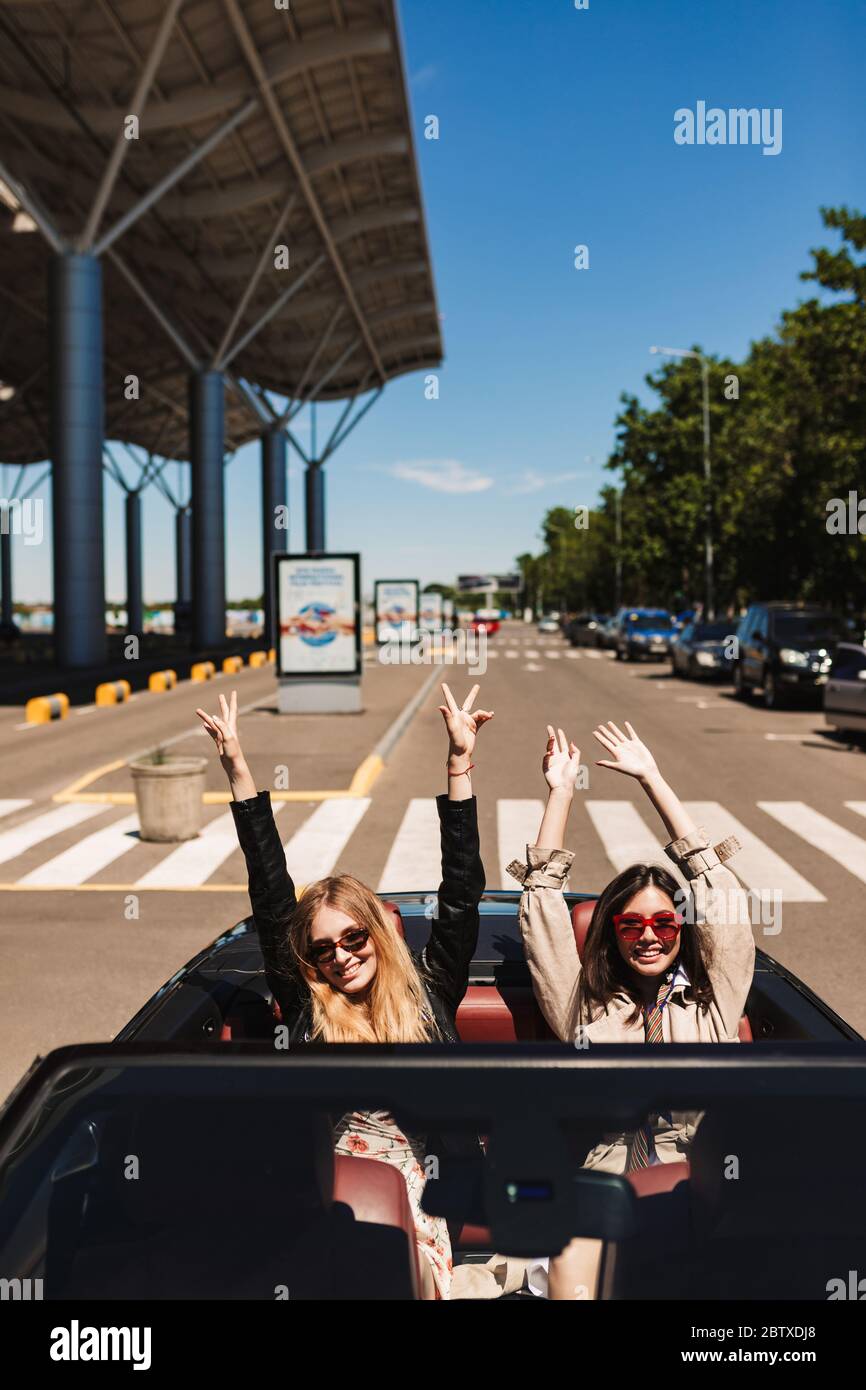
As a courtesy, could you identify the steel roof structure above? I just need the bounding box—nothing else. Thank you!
[0,0,443,465]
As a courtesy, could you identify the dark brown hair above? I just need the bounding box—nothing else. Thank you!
[577,863,715,1025]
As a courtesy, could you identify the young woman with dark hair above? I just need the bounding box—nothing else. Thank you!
[508,719,755,1298]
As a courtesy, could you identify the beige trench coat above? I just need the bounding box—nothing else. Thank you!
[508,826,756,1172]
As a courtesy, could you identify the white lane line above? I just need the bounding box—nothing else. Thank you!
[75,706,98,717]
[14,722,39,732]
[283,799,371,882]
[497,799,545,889]
[0,800,32,820]
[585,801,687,889]
[525,650,541,659]
[378,799,442,893]
[0,803,106,867]
[544,651,561,660]
[524,664,543,672]
[135,805,282,888]
[764,733,810,741]
[584,650,602,660]
[505,650,519,659]
[20,813,141,886]
[758,802,866,888]
[684,802,825,903]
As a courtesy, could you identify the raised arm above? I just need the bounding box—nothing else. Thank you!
[196,693,301,1012]
[593,720,697,843]
[423,684,493,1013]
[510,726,584,1041]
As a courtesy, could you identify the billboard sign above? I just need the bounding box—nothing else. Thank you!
[420,590,444,632]
[275,553,361,677]
[374,579,419,643]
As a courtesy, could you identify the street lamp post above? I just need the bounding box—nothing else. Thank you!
[650,345,714,619]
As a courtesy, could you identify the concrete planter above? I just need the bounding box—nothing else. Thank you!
[129,755,208,843]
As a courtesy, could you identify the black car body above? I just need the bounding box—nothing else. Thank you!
[565,613,607,647]
[0,890,862,1302]
[733,602,843,708]
[670,619,737,680]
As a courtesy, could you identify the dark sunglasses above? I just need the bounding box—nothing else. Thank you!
[309,926,371,967]
[613,911,683,944]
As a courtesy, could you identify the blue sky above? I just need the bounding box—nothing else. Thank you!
[6,0,866,603]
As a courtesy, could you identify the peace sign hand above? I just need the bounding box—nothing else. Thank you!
[438,682,494,758]
[542,725,582,791]
[196,689,243,770]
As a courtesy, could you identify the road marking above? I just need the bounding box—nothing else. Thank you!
[13,722,39,732]
[0,803,106,867]
[524,664,543,672]
[377,798,442,892]
[74,706,98,717]
[283,798,371,882]
[134,806,280,888]
[525,650,541,659]
[764,733,811,741]
[583,650,602,660]
[758,802,866,887]
[565,651,581,659]
[585,801,687,889]
[505,650,519,659]
[544,651,561,660]
[0,800,32,820]
[19,813,141,886]
[497,799,545,888]
[684,802,825,903]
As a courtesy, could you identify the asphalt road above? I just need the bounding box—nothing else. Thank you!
[2,620,866,1101]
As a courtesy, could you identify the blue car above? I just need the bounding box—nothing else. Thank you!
[616,608,675,661]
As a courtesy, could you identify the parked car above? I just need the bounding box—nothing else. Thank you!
[616,609,675,661]
[824,642,866,736]
[0,892,861,1302]
[537,615,560,635]
[565,613,607,647]
[733,602,844,709]
[597,614,622,649]
[670,619,737,680]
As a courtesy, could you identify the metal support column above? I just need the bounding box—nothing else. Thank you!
[0,509,12,627]
[125,490,143,637]
[305,461,325,553]
[189,371,226,649]
[49,253,107,668]
[174,505,192,635]
[261,427,287,645]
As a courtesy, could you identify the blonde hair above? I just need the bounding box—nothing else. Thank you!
[286,875,435,1043]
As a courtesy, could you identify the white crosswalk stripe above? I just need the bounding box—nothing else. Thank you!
[583,649,602,660]
[377,798,442,892]
[544,651,560,659]
[759,802,866,887]
[684,802,825,903]
[0,800,32,820]
[497,799,545,887]
[0,803,105,868]
[20,813,141,886]
[283,799,371,882]
[565,650,581,659]
[136,806,282,888]
[585,801,688,890]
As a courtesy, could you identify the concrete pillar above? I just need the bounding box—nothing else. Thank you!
[261,426,287,645]
[189,371,225,649]
[305,460,325,553]
[125,491,143,637]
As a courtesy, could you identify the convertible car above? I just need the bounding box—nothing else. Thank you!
[1,889,864,1301]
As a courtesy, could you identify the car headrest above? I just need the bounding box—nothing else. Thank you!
[380,901,405,939]
[570,900,598,962]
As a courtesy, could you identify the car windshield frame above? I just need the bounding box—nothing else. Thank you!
[772,612,843,644]
[627,614,673,631]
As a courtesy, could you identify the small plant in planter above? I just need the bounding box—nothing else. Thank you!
[129,745,208,843]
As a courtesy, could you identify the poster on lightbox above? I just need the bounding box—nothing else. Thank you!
[374,579,419,643]
[275,553,361,677]
[420,590,444,632]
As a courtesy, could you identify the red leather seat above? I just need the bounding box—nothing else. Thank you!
[456,984,554,1042]
[570,902,753,1042]
[332,1154,422,1297]
[626,1160,690,1196]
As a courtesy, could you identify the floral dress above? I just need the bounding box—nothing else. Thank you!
[334,1110,452,1299]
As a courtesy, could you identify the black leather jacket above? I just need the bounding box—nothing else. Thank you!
[230,790,486,1044]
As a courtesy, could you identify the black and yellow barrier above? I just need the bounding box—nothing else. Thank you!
[248,650,268,668]
[95,679,131,706]
[222,655,243,674]
[148,668,177,693]
[25,692,69,724]
[190,661,216,682]
[268,647,276,663]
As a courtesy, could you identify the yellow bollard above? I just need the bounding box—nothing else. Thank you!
[222,655,243,674]
[190,661,215,682]
[248,650,267,668]
[95,679,131,706]
[268,647,276,663]
[25,692,70,724]
[148,669,177,692]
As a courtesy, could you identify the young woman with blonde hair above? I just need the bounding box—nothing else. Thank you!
[196,682,493,1299]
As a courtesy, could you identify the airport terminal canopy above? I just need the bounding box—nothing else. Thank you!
[0,0,443,464]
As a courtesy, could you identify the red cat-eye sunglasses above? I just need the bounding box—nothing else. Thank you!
[612,911,683,944]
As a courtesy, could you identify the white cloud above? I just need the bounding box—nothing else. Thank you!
[390,459,494,494]
[507,469,583,495]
